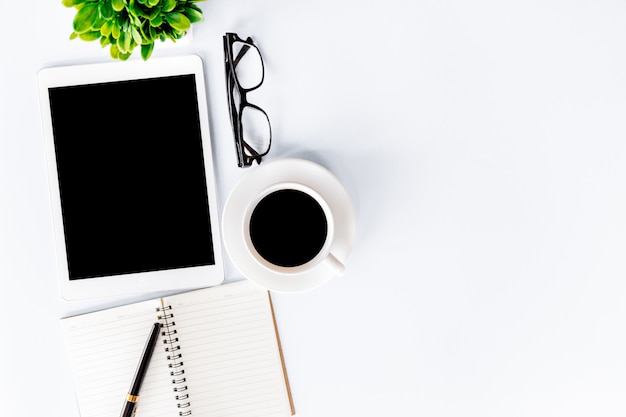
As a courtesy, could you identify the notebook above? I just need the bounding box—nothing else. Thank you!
[60,280,295,417]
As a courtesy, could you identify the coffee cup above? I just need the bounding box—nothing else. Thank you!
[222,158,355,292]
[242,182,345,276]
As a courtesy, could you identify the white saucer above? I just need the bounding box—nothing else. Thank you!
[222,158,356,292]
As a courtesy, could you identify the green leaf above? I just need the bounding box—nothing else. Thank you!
[139,21,151,40]
[131,26,142,45]
[124,31,133,52]
[149,14,163,27]
[147,0,160,6]
[164,12,190,31]
[69,31,79,40]
[130,13,142,26]
[162,0,176,12]
[127,0,138,16]
[63,0,89,7]
[111,0,126,12]
[112,22,121,39]
[92,15,106,30]
[116,35,125,53]
[118,51,132,61]
[100,36,111,47]
[131,4,150,18]
[101,20,113,36]
[147,6,161,19]
[73,3,99,34]
[116,30,131,53]
[120,15,130,31]
[99,0,114,19]
[79,31,101,41]
[110,44,120,59]
[185,3,202,13]
[182,7,203,23]
[141,42,154,60]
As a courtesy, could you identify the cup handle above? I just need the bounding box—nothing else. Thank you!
[324,253,345,276]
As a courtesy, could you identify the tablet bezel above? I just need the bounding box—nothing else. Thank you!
[38,55,224,300]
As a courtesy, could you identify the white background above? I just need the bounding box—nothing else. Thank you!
[2,1,626,416]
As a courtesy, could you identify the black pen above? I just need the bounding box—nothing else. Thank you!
[120,322,161,417]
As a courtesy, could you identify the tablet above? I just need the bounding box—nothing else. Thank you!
[38,55,224,300]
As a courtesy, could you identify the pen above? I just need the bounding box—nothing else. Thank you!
[120,322,161,417]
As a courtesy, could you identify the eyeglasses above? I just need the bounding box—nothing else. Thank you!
[223,32,272,168]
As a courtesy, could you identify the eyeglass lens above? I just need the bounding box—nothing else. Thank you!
[240,105,271,158]
[231,40,263,90]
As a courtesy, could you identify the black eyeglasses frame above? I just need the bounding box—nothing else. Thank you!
[223,32,272,168]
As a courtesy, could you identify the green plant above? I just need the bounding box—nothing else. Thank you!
[63,0,205,61]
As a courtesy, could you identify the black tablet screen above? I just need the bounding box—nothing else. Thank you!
[48,75,215,280]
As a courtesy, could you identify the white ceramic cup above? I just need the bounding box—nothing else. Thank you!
[242,182,345,276]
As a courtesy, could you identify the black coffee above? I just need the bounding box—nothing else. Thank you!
[249,189,328,267]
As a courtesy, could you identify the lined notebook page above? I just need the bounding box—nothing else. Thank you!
[165,281,293,417]
[60,299,178,417]
[60,280,293,417]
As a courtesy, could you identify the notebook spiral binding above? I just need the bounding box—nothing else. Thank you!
[157,305,192,416]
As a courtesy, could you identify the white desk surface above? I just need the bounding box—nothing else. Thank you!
[2,1,626,416]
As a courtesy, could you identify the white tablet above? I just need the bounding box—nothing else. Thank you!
[38,55,224,300]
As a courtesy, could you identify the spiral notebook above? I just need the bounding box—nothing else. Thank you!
[60,280,295,417]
